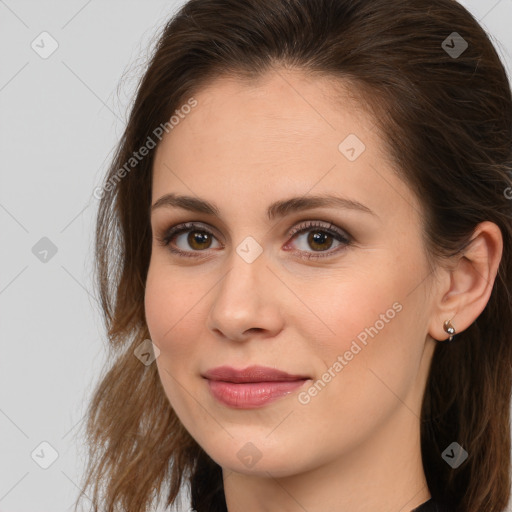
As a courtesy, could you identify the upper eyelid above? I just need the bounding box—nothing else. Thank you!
[156,221,353,262]
[161,219,351,245]
[288,220,348,237]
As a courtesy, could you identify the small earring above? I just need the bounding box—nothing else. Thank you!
[443,320,456,342]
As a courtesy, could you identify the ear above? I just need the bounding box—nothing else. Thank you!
[429,221,503,342]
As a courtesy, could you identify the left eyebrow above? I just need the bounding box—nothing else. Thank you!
[266,194,377,220]
[151,193,378,220]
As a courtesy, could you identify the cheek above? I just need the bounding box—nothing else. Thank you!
[301,264,422,397]
[303,267,428,416]
[144,264,204,416]
[144,262,202,362]
[144,265,171,345]
[296,268,401,356]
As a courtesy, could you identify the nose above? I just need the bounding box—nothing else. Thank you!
[206,247,285,342]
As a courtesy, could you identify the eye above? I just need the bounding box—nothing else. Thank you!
[155,220,352,260]
[284,220,352,260]
[155,222,221,258]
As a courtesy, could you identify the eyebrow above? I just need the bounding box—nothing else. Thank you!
[151,193,377,220]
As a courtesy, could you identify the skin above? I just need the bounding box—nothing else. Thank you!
[144,68,503,512]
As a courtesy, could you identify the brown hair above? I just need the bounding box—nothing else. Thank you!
[74,1,512,511]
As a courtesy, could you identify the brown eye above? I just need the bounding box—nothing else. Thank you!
[157,220,352,261]
[284,220,352,260]
[306,231,335,251]
[157,222,221,258]
[187,230,213,250]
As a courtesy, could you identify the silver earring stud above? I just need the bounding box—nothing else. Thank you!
[443,320,456,342]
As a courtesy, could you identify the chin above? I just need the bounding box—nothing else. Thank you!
[198,435,315,478]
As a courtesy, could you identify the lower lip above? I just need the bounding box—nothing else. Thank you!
[206,379,308,408]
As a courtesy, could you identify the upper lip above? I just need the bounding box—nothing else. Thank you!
[202,365,310,383]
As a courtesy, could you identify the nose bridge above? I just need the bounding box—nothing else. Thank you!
[221,231,269,294]
[216,245,267,313]
[207,243,283,339]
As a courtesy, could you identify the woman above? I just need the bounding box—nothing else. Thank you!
[76,1,512,511]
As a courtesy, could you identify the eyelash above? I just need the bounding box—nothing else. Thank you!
[155,220,352,261]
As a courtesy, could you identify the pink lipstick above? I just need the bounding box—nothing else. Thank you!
[202,365,310,408]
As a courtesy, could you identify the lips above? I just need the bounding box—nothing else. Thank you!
[203,365,309,383]
[202,365,310,408]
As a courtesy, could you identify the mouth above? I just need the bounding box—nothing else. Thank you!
[202,365,311,409]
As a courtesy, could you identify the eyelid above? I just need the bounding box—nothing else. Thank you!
[155,221,222,245]
[157,216,351,237]
[156,218,354,262]
[287,220,350,241]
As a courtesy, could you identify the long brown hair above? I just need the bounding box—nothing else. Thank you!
[74,1,512,511]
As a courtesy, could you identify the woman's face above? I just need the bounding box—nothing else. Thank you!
[145,69,439,477]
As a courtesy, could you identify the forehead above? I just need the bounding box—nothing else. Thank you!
[171,69,375,142]
[150,69,419,227]
[154,70,381,177]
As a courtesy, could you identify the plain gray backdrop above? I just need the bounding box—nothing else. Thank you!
[1,1,512,511]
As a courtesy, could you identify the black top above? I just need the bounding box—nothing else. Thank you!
[412,498,452,512]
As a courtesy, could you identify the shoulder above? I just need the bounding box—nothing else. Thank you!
[412,498,454,512]
[434,502,454,512]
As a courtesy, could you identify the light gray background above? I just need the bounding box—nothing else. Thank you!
[1,1,511,511]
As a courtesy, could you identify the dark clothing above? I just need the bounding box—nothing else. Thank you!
[412,498,452,512]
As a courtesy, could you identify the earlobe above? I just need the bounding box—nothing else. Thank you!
[428,221,503,343]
